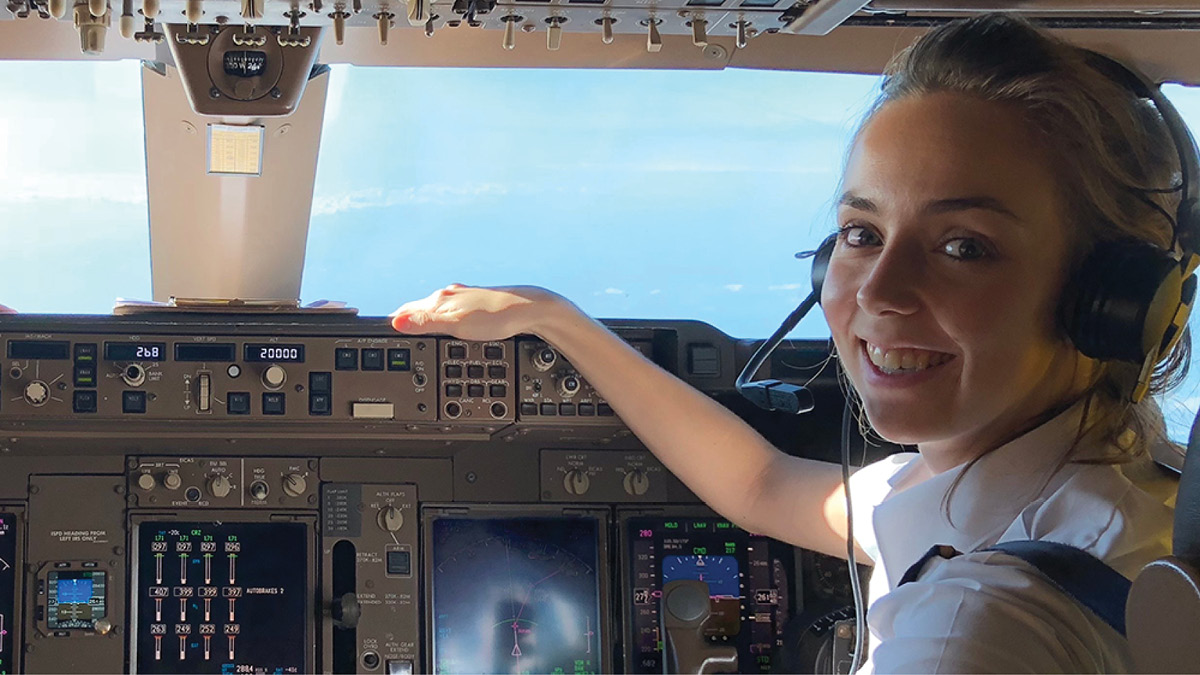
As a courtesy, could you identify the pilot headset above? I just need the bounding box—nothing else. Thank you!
[796,51,1200,406]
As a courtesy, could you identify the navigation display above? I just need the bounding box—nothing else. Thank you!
[428,513,606,675]
[622,514,794,674]
[0,514,15,675]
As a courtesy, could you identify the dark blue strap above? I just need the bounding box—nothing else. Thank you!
[898,540,1131,637]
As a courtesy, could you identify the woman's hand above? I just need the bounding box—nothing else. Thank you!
[0,304,16,314]
[389,284,569,341]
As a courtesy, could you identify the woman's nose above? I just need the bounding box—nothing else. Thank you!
[855,245,923,317]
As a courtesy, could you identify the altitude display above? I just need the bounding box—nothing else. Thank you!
[0,514,15,675]
[430,515,604,675]
[243,344,305,363]
[47,571,106,629]
[132,521,309,674]
[623,515,793,674]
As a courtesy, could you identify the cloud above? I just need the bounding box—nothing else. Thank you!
[311,183,509,216]
[724,284,744,292]
[603,288,625,295]
[0,173,147,206]
[650,289,661,295]
[769,283,805,291]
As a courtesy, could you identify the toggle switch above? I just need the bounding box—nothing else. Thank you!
[140,0,156,17]
[331,9,348,43]
[376,10,394,44]
[501,13,519,50]
[406,0,427,26]
[119,0,134,38]
[644,17,661,53]
[49,0,66,18]
[73,1,110,54]
[597,15,614,44]
[239,0,261,20]
[734,18,749,49]
[545,15,564,51]
[184,0,201,22]
[87,0,104,18]
[690,16,707,46]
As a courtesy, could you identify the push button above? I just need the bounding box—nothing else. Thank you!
[445,384,463,397]
[335,348,358,370]
[487,365,506,379]
[559,402,576,416]
[598,403,615,416]
[489,384,507,398]
[122,390,146,414]
[448,344,467,359]
[386,550,411,575]
[467,365,484,379]
[73,390,97,413]
[263,392,286,415]
[362,349,385,371]
[445,364,463,379]
[520,402,538,416]
[387,348,411,371]
[484,345,503,360]
[74,363,96,387]
[73,343,97,361]
[309,371,332,393]
[578,403,596,416]
[467,384,484,398]
[540,402,557,416]
[309,392,331,416]
[227,392,251,415]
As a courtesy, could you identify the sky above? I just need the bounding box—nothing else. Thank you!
[0,59,1198,441]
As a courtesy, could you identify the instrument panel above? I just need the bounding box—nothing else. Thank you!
[0,313,861,674]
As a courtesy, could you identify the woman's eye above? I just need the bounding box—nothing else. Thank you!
[839,225,881,247]
[941,238,989,260]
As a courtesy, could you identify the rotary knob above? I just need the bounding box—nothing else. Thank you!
[163,471,182,490]
[136,473,156,491]
[376,506,404,532]
[563,469,590,496]
[208,474,232,498]
[283,473,307,497]
[23,380,49,406]
[623,469,650,496]
[558,374,582,398]
[262,365,287,389]
[532,346,558,372]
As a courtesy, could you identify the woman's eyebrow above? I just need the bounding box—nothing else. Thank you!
[838,192,1021,222]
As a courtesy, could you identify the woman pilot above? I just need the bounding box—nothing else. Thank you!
[391,15,1187,672]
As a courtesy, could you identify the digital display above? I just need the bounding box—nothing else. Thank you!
[47,571,106,630]
[104,342,167,362]
[133,521,309,674]
[430,514,604,674]
[6,340,69,360]
[623,515,793,674]
[243,344,305,363]
[174,343,237,362]
[0,513,16,674]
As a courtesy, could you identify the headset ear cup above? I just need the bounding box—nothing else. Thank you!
[811,234,838,302]
[1062,240,1183,363]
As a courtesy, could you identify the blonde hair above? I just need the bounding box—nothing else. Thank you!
[850,14,1191,468]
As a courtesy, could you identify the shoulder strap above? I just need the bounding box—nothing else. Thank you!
[898,540,1131,636]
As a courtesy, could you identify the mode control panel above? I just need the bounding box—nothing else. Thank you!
[128,458,318,509]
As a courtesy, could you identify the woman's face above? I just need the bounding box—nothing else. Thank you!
[822,92,1095,465]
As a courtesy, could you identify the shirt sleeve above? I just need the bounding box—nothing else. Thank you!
[866,550,1129,674]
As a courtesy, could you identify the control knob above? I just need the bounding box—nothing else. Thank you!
[532,346,558,372]
[624,468,650,496]
[136,473,156,491]
[262,365,287,389]
[208,474,232,498]
[558,374,581,398]
[163,471,182,490]
[122,363,146,387]
[376,505,404,532]
[23,380,49,406]
[283,473,307,497]
[563,469,590,496]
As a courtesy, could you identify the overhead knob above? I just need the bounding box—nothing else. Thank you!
[184,0,201,22]
[597,16,613,44]
[262,365,287,389]
[73,2,110,54]
[331,9,347,43]
[545,16,564,51]
[406,0,427,26]
[691,17,707,47]
[140,0,156,17]
[735,19,748,49]
[501,14,518,50]
[239,0,262,20]
[645,18,662,53]
[163,471,182,490]
[283,473,307,497]
[23,380,49,406]
[376,505,404,532]
[87,0,104,17]
[375,10,393,44]
[207,474,232,498]
[563,469,590,496]
[624,469,650,496]
[119,0,135,38]
[49,0,66,18]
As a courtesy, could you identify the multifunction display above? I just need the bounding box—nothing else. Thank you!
[0,514,15,675]
[429,514,605,675]
[132,521,309,674]
[623,515,793,673]
[47,570,107,629]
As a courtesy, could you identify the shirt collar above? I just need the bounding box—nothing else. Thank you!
[872,403,1088,589]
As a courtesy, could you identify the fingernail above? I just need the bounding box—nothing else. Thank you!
[391,314,410,331]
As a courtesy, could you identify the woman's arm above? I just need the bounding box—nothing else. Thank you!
[391,284,868,561]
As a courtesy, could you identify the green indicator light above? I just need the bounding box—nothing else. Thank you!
[692,522,708,529]
[664,521,679,529]
[716,522,732,529]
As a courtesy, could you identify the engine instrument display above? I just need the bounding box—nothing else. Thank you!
[0,514,15,674]
[131,520,310,674]
[428,512,606,675]
[623,514,794,674]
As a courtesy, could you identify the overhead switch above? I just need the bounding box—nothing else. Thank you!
[73,1,110,54]
[49,0,66,18]
[546,16,564,51]
[184,0,201,22]
[691,17,707,46]
[598,16,613,44]
[376,10,394,44]
[140,0,156,16]
[646,18,661,53]
[406,0,428,26]
[331,9,348,43]
[119,0,134,38]
[502,14,518,50]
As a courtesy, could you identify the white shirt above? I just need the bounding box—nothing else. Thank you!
[848,406,1175,674]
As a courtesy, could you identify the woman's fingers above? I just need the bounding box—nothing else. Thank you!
[0,303,16,314]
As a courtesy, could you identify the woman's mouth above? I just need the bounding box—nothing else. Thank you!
[862,341,954,375]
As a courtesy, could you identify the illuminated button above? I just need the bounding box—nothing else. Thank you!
[578,403,595,416]
[309,393,331,416]
[483,345,503,360]
[335,348,358,370]
[445,365,463,379]
[73,390,97,413]
[598,403,614,416]
[122,390,147,414]
[559,402,576,416]
[387,348,411,371]
[540,402,557,416]
[520,402,537,416]
[385,551,411,576]
[74,364,96,386]
[385,660,414,675]
[309,371,332,393]
[362,349,385,371]
[467,365,484,379]
[352,402,395,419]
[447,344,467,359]
[467,384,484,398]
[73,343,97,362]
[445,384,462,397]
[489,384,506,398]
[262,392,286,415]
[487,365,506,379]
[227,392,251,415]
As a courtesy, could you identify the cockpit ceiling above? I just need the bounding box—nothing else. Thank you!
[1,0,1199,82]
